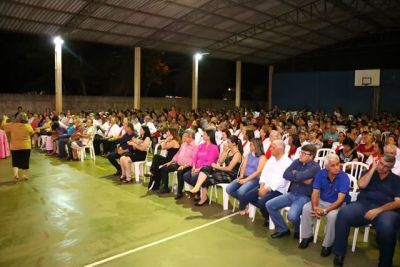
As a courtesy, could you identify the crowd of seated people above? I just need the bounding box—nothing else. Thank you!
[7,105,400,267]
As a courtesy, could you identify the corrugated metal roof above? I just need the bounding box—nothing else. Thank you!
[0,0,399,65]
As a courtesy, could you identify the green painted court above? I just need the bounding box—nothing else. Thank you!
[0,151,398,267]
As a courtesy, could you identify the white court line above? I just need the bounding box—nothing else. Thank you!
[84,212,239,267]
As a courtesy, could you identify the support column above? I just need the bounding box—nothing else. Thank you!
[134,47,141,110]
[268,65,274,111]
[54,41,63,112]
[372,87,380,117]
[192,56,199,110]
[235,60,241,107]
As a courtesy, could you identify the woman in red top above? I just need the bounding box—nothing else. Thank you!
[357,132,374,161]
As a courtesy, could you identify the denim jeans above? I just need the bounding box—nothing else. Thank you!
[266,192,310,233]
[226,178,259,211]
[332,201,400,267]
[243,187,282,220]
[183,170,199,187]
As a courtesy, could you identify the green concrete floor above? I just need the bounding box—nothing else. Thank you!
[0,151,398,267]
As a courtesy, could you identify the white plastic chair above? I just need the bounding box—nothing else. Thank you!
[357,152,365,163]
[78,141,96,162]
[282,133,289,141]
[131,147,150,182]
[209,161,243,210]
[39,135,48,150]
[342,162,368,179]
[381,131,391,143]
[316,148,335,158]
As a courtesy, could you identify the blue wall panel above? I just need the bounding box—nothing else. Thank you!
[273,70,400,115]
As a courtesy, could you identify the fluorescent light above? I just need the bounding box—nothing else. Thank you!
[53,36,64,45]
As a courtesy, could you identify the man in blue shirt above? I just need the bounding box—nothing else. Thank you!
[299,154,349,257]
[266,144,321,239]
[332,154,400,267]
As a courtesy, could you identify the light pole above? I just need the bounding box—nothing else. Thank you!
[192,52,208,110]
[54,36,64,113]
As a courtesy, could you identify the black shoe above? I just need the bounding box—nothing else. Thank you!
[320,246,332,257]
[175,192,183,200]
[333,255,344,267]
[293,232,300,240]
[194,198,209,206]
[298,236,314,249]
[122,178,133,183]
[158,187,170,194]
[271,230,291,238]
[263,220,270,228]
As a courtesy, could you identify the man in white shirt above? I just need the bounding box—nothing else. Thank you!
[93,116,120,155]
[143,115,157,135]
[242,140,292,226]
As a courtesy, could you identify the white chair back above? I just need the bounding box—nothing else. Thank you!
[282,133,289,141]
[357,152,365,163]
[347,174,359,202]
[342,162,369,179]
[381,131,391,143]
[316,148,335,158]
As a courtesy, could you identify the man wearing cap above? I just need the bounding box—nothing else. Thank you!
[266,144,321,239]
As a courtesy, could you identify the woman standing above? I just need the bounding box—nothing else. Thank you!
[1,113,34,182]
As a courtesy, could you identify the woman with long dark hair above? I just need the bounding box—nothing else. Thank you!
[190,135,243,206]
[119,125,151,183]
[182,128,219,201]
[146,127,181,192]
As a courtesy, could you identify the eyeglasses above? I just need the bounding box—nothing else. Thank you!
[300,151,311,156]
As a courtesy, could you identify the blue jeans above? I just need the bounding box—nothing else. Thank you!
[266,193,310,233]
[226,178,259,211]
[243,187,282,220]
[332,201,400,267]
[183,170,199,187]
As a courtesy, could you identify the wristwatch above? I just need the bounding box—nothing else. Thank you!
[323,209,327,215]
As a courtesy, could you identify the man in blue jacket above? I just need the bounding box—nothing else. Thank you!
[266,144,320,239]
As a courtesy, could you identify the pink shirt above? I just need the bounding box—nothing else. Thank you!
[172,141,197,166]
[192,143,219,168]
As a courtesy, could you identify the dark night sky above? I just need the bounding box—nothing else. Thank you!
[0,31,268,101]
[1,30,399,100]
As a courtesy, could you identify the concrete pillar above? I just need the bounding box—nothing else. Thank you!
[235,60,241,107]
[54,41,63,112]
[268,65,274,111]
[134,47,141,110]
[192,55,199,110]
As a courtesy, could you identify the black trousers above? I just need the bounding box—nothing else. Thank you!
[103,139,119,155]
[107,151,122,173]
[160,164,191,192]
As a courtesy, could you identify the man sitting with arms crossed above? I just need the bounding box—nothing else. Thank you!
[266,144,321,239]
[332,153,400,267]
[299,153,349,258]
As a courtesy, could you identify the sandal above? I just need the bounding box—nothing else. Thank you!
[123,178,133,183]
[13,176,19,183]
[22,176,28,181]
[119,175,126,181]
